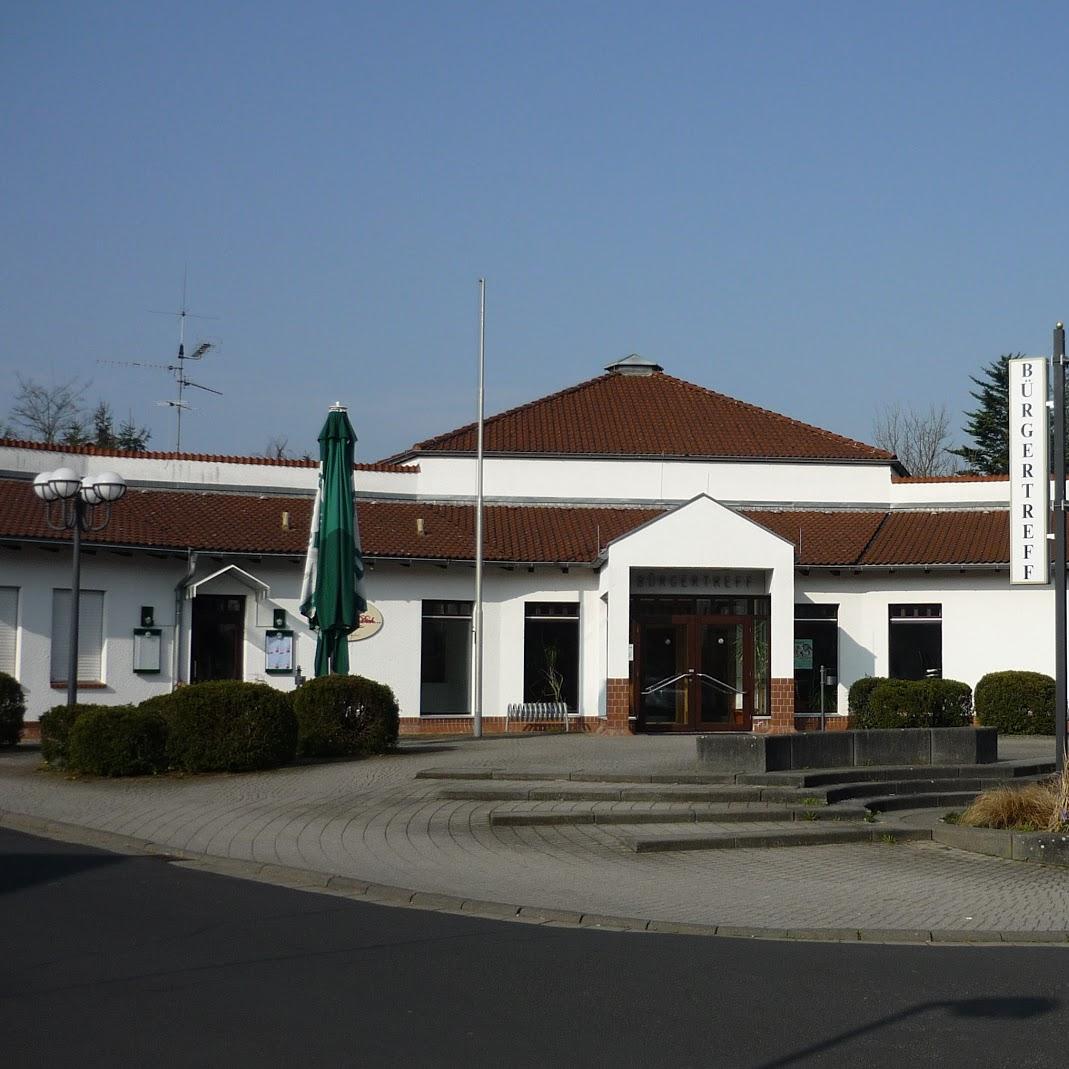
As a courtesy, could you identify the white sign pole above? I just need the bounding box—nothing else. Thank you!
[1008,356,1050,585]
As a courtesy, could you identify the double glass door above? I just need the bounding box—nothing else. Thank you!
[635,615,754,731]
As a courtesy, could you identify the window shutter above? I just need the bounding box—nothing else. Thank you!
[0,587,17,676]
[51,590,105,684]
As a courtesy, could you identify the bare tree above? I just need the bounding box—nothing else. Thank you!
[263,434,291,460]
[873,402,959,477]
[9,375,88,444]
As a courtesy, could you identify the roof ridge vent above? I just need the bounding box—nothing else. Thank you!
[605,353,663,376]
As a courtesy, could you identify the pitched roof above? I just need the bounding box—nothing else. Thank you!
[399,369,895,464]
[862,510,1008,565]
[0,478,1018,567]
[0,438,417,474]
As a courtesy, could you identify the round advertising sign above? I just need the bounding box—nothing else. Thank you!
[348,602,384,641]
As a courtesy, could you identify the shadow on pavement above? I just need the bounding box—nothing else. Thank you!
[756,996,1059,1068]
[0,851,126,896]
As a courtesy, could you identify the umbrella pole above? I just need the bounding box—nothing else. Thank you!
[473,279,486,738]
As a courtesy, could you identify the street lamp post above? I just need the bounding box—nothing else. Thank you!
[33,468,127,707]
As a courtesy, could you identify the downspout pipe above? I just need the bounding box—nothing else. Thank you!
[172,548,197,690]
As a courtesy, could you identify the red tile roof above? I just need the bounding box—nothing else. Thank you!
[0,438,417,474]
[0,479,1018,567]
[892,473,1009,484]
[862,510,1009,565]
[397,371,895,464]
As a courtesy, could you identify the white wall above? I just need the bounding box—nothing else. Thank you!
[797,571,1057,712]
[600,496,797,681]
[413,455,897,506]
[0,444,415,497]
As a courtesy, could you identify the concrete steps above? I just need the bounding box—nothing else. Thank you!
[614,824,932,853]
[490,801,870,827]
[425,759,1056,854]
[436,781,829,805]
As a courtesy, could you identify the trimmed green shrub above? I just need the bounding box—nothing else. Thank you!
[848,677,887,720]
[975,671,1055,735]
[40,703,113,766]
[164,681,297,773]
[858,678,973,730]
[137,691,180,719]
[293,674,400,758]
[68,705,168,777]
[0,671,25,748]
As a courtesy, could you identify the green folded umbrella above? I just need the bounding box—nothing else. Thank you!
[299,404,367,675]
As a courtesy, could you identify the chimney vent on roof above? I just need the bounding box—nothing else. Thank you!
[605,353,663,376]
[281,511,290,531]
[417,517,425,536]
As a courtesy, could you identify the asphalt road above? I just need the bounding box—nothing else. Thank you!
[2,827,1067,1069]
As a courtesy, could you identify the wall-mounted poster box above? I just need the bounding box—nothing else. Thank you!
[266,629,294,674]
[133,628,162,673]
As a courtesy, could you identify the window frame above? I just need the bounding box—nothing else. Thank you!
[888,602,943,680]
[50,588,106,686]
[523,601,580,711]
[0,586,18,678]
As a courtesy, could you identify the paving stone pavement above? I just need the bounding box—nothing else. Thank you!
[1,734,1066,938]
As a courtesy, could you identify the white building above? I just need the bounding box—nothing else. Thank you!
[0,355,1046,737]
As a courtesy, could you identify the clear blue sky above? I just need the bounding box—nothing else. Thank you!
[3,1,1068,462]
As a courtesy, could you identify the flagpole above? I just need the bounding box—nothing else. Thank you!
[473,279,486,738]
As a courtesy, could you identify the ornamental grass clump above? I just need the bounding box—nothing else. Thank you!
[959,765,1069,833]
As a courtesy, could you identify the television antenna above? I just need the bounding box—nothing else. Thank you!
[99,271,222,451]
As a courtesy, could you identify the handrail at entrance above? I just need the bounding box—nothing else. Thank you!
[640,671,691,696]
[693,671,742,695]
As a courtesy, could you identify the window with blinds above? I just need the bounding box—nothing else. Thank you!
[0,587,17,677]
[51,589,105,684]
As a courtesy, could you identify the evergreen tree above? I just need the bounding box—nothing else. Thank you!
[951,353,1069,474]
[116,414,151,451]
[950,355,1014,475]
[92,402,116,448]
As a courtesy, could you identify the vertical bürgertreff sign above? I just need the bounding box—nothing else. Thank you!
[1009,356,1049,584]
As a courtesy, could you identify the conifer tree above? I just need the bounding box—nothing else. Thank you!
[950,355,1013,475]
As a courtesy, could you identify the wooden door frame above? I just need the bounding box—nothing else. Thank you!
[631,613,755,732]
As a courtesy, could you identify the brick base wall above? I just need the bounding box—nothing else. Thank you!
[601,677,634,735]
[768,677,795,734]
[397,716,590,736]
[795,715,854,733]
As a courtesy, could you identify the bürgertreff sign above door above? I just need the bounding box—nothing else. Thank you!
[1008,356,1049,585]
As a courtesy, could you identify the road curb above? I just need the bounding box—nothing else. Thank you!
[2,808,1068,948]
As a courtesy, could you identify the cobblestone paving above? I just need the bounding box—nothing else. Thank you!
[1,735,1066,933]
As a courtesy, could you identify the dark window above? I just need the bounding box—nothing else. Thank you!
[420,601,472,715]
[889,603,942,680]
[523,602,579,710]
[794,604,838,714]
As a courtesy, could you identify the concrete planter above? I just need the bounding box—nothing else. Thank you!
[934,822,1069,869]
[696,726,998,772]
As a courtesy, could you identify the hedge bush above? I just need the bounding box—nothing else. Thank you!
[137,691,180,719]
[974,671,1055,735]
[0,671,25,748]
[68,705,168,777]
[292,674,399,758]
[40,703,113,766]
[848,677,887,720]
[164,681,297,773]
[858,678,973,730]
